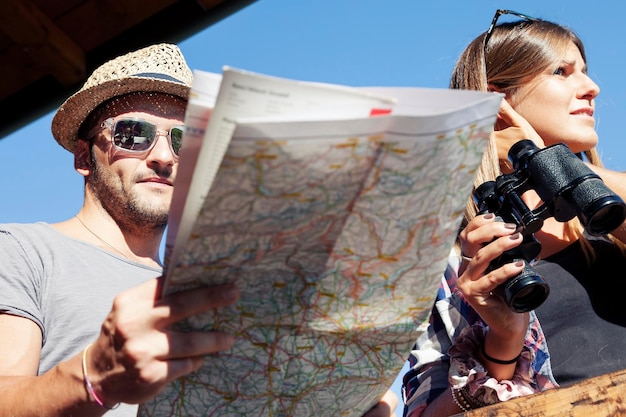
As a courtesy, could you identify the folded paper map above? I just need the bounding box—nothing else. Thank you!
[138,67,502,417]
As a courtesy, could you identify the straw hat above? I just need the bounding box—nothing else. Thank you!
[51,43,193,153]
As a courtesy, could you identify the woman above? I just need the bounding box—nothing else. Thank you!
[402,11,626,417]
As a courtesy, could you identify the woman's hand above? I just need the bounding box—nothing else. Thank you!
[494,99,545,162]
[457,213,530,379]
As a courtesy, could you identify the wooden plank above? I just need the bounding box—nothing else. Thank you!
[455,368,626,416]
[0,0,85,86]
[0,46,51,100]
[195,0,229,10]
[54,0,179,50]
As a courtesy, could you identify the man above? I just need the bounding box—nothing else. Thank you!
[0,43,239,416]
[0,43,398,417]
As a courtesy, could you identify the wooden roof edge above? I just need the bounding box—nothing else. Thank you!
[0,0,256,141]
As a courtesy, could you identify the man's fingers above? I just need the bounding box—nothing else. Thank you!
[154,284,239,326]
[120,328,236,365]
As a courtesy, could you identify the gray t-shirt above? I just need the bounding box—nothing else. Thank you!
[0,222,162,416]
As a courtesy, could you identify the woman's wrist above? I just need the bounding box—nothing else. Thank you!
[448,324,539,407]
[483,327,526,359]
[480,330,526,380]
[480,339,522,364]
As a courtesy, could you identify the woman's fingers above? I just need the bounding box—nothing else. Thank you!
[459,213,518,259]
[462,232,525,292]
[495,100,545,156]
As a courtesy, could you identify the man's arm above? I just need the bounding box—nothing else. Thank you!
[0,278,239,417]
[0,314,41,375]
[0,314,103,415]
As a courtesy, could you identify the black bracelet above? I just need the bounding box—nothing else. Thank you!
[481,340,521,365]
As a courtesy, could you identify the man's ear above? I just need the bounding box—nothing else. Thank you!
[74,139,91,176]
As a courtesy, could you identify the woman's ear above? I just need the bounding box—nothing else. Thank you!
[74,139,91,176]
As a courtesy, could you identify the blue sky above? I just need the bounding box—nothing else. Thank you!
[2,0,625,412]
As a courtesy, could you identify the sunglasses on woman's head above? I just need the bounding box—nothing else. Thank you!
[91,117,185,156]
[483,9,540,51]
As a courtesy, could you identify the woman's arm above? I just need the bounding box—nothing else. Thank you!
[406,216,533,417]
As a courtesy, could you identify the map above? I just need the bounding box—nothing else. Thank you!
[138,69,501,417]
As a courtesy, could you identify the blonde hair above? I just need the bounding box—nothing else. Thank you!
[452,19,625,259]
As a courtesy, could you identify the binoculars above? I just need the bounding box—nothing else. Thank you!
[473,140,626,312]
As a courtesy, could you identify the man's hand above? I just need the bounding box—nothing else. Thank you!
[87,277,239,406]
[362,389,399,417]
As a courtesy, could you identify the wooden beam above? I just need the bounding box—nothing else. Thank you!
[455,368,626,416]
[0,0,85,86]
[55,0,179,50]
[194,0,230,11]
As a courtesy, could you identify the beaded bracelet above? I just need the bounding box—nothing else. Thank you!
[82,343,120,410]
[451,387,472,412]
[481,340,522,365]
[458,385,488,409]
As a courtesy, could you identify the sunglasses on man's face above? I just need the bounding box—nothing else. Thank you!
[97,118,185,156]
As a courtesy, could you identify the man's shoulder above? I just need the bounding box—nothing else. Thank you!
[0,222,50,230]
[0,223,71,251]
[0,222,56,238]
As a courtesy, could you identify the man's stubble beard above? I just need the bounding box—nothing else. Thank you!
[88,157,169,237]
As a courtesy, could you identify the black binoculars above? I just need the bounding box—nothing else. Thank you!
[473,140,626,313]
